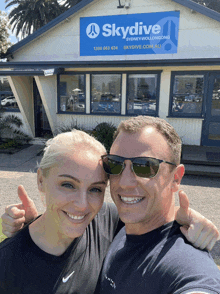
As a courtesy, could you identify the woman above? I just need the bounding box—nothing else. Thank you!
[0,130,218,294]
[0,130,122,294]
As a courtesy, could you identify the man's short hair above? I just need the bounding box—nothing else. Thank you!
[113,116,182,165]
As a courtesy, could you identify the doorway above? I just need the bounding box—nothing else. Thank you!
[33,79,52,138]
[202,73,220,146]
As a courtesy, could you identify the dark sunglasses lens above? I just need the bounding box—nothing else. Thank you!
[102,156,123,175]
[133,158,159,178]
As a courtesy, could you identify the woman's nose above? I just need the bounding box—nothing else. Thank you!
[72,191,89,211]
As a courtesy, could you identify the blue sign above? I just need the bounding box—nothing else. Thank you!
[80,11,180,56]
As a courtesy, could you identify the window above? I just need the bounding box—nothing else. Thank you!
[91,74,121,114]
[58,74,85,113]
[170,74,204,117]
[127,74,158,116]
[0,77,19,111]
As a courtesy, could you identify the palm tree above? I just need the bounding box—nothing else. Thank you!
[62,0,82,9]
[5,0,65,39]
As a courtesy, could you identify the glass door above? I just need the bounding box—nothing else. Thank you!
[202,74,220,146]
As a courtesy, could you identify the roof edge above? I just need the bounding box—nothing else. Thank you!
[172,0,220,22]
[1,58,220,68]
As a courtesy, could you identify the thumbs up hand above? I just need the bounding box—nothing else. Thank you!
[175,190,219,251]
[1,185,38,238]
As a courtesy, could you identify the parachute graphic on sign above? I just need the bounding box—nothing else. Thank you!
[149,17,179,53]
[86,23,100,39]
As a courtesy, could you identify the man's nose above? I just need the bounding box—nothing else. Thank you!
[118,160,138,188]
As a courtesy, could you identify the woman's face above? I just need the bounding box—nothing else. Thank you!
[37,148,107,241]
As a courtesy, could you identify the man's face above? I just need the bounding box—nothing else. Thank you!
[109,127,184,235]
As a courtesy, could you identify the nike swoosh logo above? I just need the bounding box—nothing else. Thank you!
[62,271,75,283]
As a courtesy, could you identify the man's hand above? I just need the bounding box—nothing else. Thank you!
[1,185,39,237]
[175,190,219,251]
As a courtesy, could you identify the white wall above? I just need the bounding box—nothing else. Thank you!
[11,0,220,62]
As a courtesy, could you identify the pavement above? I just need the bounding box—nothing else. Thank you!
[0,143,220,268]
[0,144,44,173]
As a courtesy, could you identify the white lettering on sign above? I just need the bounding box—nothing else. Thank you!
[102,22,161,39]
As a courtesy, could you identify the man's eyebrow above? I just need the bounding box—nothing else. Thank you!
[58,175,80,183]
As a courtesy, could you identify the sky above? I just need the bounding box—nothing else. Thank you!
[0,1,20,45]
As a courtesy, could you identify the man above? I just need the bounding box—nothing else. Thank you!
[1,116,220,293]
[94,116,220,294]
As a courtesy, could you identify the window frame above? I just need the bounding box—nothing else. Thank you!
[57,72,86,114]
[125,71,161,117]
[168,71,208,118]
[90,72,123,116]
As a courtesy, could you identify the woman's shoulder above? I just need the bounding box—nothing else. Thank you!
[0,224,30,254]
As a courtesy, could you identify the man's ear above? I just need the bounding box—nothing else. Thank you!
[172,164,185,192]
[37,168,45,192]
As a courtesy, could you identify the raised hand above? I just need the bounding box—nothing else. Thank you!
[175,190,219,251]
[1,185,39,238]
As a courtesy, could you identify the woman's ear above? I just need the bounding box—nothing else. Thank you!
[37,168,45,192]
[172,164,185,192]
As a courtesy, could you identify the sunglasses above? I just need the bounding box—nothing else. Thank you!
[101,154,177,178]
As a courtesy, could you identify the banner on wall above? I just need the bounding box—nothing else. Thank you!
[80,11,180,56]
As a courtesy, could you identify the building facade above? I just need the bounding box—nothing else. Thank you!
[1,0,220,146]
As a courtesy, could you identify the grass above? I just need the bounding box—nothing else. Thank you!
[0,218,7,243]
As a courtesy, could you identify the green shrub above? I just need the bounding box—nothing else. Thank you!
[55,120,87,134]
[92,122,117,152]
[0,110,31,143]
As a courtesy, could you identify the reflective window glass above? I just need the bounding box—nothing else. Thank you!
[127,74,157,116]
[59,75,85,113]
[171,74,204,116]
[91,74,121,114]
[208,122,220,141]
[211,78,220,116]
[0,77,19,111]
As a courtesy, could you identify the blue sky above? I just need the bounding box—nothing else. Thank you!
[0,1,18,44]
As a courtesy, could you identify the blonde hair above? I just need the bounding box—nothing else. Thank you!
[114,116,182,165]
[39,129,106,175]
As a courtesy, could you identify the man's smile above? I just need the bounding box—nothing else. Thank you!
[119,195,144,205]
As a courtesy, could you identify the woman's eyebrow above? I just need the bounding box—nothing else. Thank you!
[91,181,107,185]
[58,176,107,186]
[58,174,80,183]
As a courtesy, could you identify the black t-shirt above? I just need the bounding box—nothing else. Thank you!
[0,202,123,294]
[95,221,220,294]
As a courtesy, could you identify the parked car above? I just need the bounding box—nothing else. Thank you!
[1,96,17,107]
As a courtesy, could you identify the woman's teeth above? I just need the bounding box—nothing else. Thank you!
[120,196,143,204]
[66,212,85,220]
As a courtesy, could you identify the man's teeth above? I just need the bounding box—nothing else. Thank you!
[66,212,85,220]
[120,196,143,204]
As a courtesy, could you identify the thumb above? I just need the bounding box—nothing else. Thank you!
[178,190,190,214]
[18,185,33,209]
[17,185,38,221]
